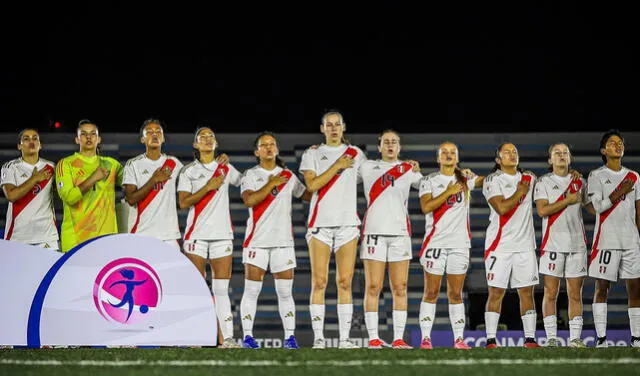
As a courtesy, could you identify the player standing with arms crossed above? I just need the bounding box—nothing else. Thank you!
[299,110,366,349]
[177,127,241,348]
[359,130,421,349]
[418,142,483,350]
[239,132,311,349]
[2,129,58,250]
[587,130,640,348]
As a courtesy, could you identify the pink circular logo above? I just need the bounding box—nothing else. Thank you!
[93,258,162,324]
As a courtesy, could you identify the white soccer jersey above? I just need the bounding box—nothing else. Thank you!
[177,160,242,241]
[587,166,640,251]
[418,172,477,249]
[299,144,366,228]
[360,160,422,236]
[483,170,537,254]
[122,154,183,240]
[1,158,58,243]
[241,165,306,248]
[534,174,589,253]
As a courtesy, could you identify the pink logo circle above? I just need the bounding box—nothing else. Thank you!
[93,258,162,324]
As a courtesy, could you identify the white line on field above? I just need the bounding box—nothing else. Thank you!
[1,358,640,367]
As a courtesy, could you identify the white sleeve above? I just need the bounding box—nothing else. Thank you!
[122,160,137,187]
[177,167,192,193]
[466,176,478,191]
[634,173,640,202]
[533,177,548,201]
[418,176,432,198]
[588,171,612,213]
[411,171,423,190]
[240,170,257,194]
[171,158,183,180]
[581,178,591,205]
[299,149,317,174]
[0,162,17,187]
[291,174,307,198]
[228,164,243,187]
[483,175,502,201]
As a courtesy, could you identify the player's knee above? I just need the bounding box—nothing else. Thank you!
[424,288,439,302]
[391,282,407,298]
[312,276,328,292]
[544,285,559,302]
[594,285,610,301]
[447,290,463,304]
[366,282,382,295]
[336,276,353,292]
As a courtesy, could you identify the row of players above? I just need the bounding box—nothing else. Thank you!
[1,113,639,350]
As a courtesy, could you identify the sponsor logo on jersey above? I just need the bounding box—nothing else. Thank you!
[198,174,204,179]
[373,165,380,170]
[605,179,612,184]
[142,169,149,174]
[552,185,559,190]
[287,259,294,265]
[285,311,294,318]
[437,184,445,188]
[225,247,232,253]
[320,155,328,160]
[257,177,264,182]
[20,173,28,178]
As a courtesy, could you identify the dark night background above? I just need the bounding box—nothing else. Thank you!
[1,3,636,134]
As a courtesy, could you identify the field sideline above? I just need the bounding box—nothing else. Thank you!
[1,348,639,376]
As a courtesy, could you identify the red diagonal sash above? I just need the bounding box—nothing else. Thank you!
[539,178,583,252]
[183,164,230,240]
[6,165,54,240]
[131,159,177,234]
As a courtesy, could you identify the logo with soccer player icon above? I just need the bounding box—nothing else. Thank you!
[93,258,162,324]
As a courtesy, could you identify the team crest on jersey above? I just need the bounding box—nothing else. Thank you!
[57,181,64,189]
[398,165,405,173]
[32,185,41,195]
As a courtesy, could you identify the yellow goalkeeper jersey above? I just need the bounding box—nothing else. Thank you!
[55,153,123,252]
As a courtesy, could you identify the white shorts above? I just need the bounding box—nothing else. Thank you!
[305,226,359,253]
[485,251,539,289]
[539,251,587,278]
[183,239,233,259]
[30,241,60,252]
[420,248,469,275]
[360,235,412,262]
[588,248,640,282]
[243,246,296,273]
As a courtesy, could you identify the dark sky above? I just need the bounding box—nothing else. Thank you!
[1,3,636,134]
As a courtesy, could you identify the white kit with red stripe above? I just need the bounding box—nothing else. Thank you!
[123,154,183,240]
[533,173,589,253]
[241,165,306,248]
[1,158,58,243]
[360,159,422,236]
[299,144,366,228]
[418,172,477,252]
[587,166,640,255]
[177,160,242,241]
[482,170,537,256]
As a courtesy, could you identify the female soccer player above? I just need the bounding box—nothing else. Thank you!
[535,143,590,347]
[359,130,421,349]
[418,142,483,350]
[177,127,242,348]
[482,143,540,348]
[239,132,311,349]
[299,110,366,349]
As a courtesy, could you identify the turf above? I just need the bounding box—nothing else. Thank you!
[1,347,638,376]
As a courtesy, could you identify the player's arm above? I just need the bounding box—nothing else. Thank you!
[56,160,106,205]
[2,167,51,202]
[124,167,171,205]
[177,175,225,209]
[302,156,354,193]
[635,199,640,229]
[487,181,529,215]
[300,190,312,202]
[242,174,289,208]
[474,176,485,188]
[420,182,464,214]
[536,193,580,217]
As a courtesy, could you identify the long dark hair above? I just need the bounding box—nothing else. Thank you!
[599,129,624,163]
[438,141,468,192]
[192,127,214,162]
[321,109,350,145]
[254,131,286,168]
[17,128,38,145]
[490,142,523,173]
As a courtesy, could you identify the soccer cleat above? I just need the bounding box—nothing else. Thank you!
[283,335,300,349]
[523,338,540,348]
[368,338,384,349]
[219,338,241,348]
[569,338,586,348]
[420,337,433,349]
[630,336,640,348]
[338,339,360,349]
[392,339,412,349]
[546,338,559,347]
[454,338,471,350]
[596,336,608,348]
[485,338,498,349]
[242,335,260,349]
[312,338,326,349]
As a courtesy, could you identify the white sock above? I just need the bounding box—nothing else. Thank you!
[569,316,583,341]
[543,315,557,339]
[448,303,466,340]
[337,304,353,341]
[240,279,262,338]
[592,303,607,338]
[419,302,436,339]
[309,304,325,340]
[365,312,379,340]
[522,310,537,339]
[628,308,640,337]
[212,279,234,339]
[485,311,500,339]
[275,279,296,339]
[393,310,407,341]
